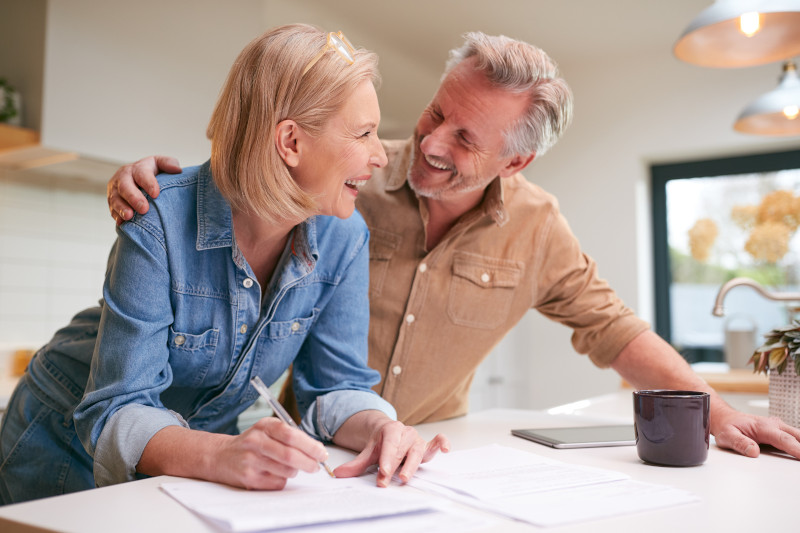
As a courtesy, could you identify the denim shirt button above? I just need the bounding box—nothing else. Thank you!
[240,324,248,334]
[174,335,186,346]
[291,322,300,332]
[243,278,254,288]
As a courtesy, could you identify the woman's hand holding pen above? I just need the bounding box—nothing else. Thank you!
[212,417,330,490]
[331,412,450,487]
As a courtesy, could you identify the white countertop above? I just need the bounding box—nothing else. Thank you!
[0,390,791,533]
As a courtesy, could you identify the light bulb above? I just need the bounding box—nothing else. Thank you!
[739,12,761,37]
[783,105,800,120]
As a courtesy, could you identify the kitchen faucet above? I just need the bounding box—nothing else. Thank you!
[712,277,800,317]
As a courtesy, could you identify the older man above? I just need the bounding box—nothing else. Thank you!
[108,32,800,459]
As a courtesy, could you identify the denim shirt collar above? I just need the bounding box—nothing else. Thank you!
[196,161,234,251]
[194,160,319,266]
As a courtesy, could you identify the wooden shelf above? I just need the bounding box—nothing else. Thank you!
[621,369,768,394]
[0,145,78,170]
[0,124,78,171]
[0,123,38,150]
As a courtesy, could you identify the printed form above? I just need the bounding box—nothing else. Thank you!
[410,444,700,527]
[162,444,699,531]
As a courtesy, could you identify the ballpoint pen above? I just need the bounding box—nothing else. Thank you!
[250,375,335,478]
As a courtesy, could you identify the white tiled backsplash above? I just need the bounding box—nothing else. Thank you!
[0,179,118,349]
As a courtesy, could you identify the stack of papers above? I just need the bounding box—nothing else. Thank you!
[161,468,500,532]
[410,444,700,527]
[162,444,699,530]
[161,481,433,531]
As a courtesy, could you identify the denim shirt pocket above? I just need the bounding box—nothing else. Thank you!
[263,309,317,340]
[448,251,523,329]
[368,228,401,297]
[250,310,318,386]
[167,327,219,388]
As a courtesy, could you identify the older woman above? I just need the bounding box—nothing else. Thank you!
[0,24,447,505]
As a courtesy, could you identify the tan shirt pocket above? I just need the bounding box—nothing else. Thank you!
[448,251,523,329]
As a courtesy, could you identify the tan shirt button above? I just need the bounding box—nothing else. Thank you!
[243,278,254,288]
[240,324,247,334]
[481,272,490,283]
[418,263,427,273]
[405,314,415,324]
[392,365,402,376]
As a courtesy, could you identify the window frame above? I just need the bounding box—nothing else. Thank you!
[651,148,800,350]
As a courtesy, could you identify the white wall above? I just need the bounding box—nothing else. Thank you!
[42,0,267,164]
[517,50,799,408]
[18,0,800,410]
[0,179,117,349]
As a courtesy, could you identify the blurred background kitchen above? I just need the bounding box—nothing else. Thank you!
[1,0,799,416]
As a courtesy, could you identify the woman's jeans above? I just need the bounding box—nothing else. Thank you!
[0,376,94,505]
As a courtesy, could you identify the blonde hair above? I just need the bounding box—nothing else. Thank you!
[444,32,573,158]
[207,24,380,223]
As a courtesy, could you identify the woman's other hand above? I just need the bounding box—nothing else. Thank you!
[331,413,449,487]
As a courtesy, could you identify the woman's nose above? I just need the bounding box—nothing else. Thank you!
[370,137,388,168]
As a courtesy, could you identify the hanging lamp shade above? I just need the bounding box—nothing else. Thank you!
[674,0,800,68]
[734,61,800,135]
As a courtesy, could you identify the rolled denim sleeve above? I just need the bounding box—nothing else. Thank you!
[301,390,396,442]
[73,215,179,486]
[93,404,187,486]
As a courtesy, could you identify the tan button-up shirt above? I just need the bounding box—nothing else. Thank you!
[356,139,649,425]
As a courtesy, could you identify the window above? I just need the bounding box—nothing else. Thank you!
[651,149,800,366]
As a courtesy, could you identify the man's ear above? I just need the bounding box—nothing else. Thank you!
[499,152,536,178]
[275,120,302,167]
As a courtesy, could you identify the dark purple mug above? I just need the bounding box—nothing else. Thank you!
[633,390,710,466]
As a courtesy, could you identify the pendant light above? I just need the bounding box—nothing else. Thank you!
[734,61,800,135]
[674,0,800,68]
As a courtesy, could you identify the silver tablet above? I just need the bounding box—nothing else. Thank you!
[511,425,636,449]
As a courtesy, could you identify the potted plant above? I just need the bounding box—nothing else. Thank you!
[0,77,21,125]
[750,321,800,427]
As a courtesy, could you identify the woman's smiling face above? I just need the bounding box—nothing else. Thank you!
[290,79,388,219]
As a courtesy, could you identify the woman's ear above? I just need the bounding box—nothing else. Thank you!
[275,120,301,167]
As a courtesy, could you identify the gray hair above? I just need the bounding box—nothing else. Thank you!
[443,32,573,158]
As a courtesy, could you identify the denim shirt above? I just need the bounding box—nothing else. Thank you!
[34,161,395,486]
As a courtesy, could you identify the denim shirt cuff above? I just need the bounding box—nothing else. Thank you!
[93,404,188,486]
[300,390,397,442]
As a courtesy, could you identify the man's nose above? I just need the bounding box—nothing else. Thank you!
[420,124,449,156]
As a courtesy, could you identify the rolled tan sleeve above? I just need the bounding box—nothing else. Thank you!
[532,208,650,367]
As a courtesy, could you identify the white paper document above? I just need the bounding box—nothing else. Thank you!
[412,444,628,499]
[162,444,699,530]
[410,444,700,527]
[161,474,435,532]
